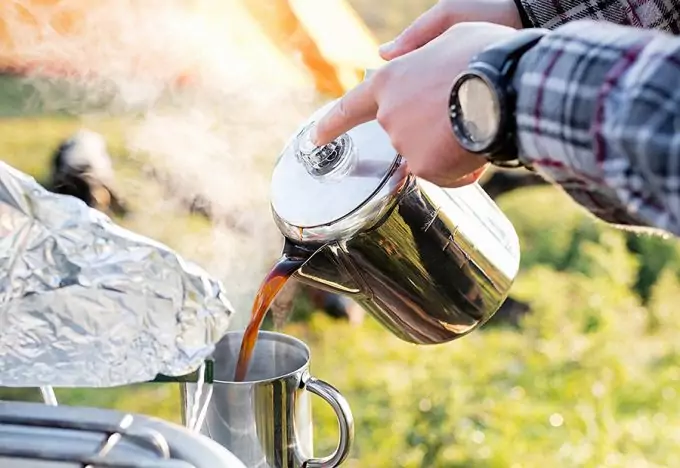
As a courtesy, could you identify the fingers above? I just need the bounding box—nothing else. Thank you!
[379,5,450,60]
[312,79,378,146]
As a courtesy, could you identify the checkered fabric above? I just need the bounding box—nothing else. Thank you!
[519,0,680,33]
[514,20,680,234]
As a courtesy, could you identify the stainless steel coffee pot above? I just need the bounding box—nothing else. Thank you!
[270,99,521,345]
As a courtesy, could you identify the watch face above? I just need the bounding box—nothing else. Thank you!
[456,75,500,147]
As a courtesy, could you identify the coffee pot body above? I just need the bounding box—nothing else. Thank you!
[270,101,521,345]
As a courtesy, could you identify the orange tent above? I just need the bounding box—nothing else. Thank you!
[0,0,383,97]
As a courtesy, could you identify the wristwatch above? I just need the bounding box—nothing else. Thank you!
[448,29,548,168]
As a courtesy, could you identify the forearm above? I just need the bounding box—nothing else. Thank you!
[515,0,680,33]
[514,20,680,235]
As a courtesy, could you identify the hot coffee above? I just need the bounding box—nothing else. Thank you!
[233,255,305,382]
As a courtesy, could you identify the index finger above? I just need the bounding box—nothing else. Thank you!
[312,79,378,146]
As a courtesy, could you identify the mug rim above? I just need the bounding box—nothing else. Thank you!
[211,330,311,385]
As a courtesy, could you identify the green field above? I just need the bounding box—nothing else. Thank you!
[3,2,680,466]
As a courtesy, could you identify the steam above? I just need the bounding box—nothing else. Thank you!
[3,0,324,327]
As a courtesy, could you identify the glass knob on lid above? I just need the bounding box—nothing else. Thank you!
[294,123,356,180]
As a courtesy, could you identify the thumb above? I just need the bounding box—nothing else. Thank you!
[379,5,451,60]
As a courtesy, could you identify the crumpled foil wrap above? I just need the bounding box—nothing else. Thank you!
[0,161,234,387]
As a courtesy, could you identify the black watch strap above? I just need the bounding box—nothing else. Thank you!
[467,29,547,79]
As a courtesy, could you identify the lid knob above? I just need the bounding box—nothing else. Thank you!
[294,123,356,180]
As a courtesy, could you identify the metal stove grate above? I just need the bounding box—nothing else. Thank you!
[0,411,187,468]
[0,362,216,468]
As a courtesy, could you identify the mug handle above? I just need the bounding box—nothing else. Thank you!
[302,375,354,468]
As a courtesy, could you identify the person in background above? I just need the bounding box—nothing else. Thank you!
[312,0,680,237]
[49,129,127,217]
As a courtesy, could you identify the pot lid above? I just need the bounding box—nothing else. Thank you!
[270,100,400,230]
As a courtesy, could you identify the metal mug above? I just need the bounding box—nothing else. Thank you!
[181,331,354,468]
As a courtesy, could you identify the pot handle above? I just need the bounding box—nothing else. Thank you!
[302,376,354,468]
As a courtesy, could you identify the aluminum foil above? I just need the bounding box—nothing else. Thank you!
[0,161,234,387]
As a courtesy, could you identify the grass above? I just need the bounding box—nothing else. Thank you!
[3,3,680,466]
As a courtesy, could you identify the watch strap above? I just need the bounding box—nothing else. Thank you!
[467,29,547,81]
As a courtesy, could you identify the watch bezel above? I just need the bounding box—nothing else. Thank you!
[449,69,508,155]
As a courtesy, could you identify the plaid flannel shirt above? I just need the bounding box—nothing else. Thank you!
[513,10,680,235]
[518,0,680,33]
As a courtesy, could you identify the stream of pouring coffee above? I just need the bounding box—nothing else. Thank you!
[234,255,305,381]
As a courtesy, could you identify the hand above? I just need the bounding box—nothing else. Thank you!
[312,22,517,188]
[379,0,522,60]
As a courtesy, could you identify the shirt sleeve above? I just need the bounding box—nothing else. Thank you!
[514,20,680,235]
[516,0,680,33]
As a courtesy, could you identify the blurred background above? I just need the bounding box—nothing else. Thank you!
[2,0,680,466]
